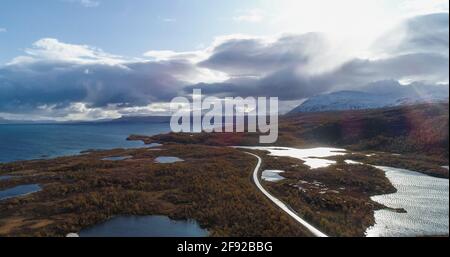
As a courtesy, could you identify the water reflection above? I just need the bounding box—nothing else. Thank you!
[366,166,449,237]
[239,146,346,169]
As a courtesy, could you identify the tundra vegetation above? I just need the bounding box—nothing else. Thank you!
[0,102,448,236]
[0,145,310,236]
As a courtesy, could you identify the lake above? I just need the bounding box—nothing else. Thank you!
[154,156,184,164]
[261,170,285,182]
[366,166,449,237]
[0,122,170,163]
[101,156,133,161]
[0,184,42,200]
[239,146,347,169]
[78,215,208,237]
[241,146,449,236]
[0,175,15,181]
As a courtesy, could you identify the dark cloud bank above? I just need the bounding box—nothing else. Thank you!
[0,13,448,119]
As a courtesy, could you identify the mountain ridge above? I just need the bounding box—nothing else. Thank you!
[289,81,449,114]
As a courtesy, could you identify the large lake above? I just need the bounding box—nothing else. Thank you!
[366,166,449,237]
[0,122,170,163]
[79,215,208,237]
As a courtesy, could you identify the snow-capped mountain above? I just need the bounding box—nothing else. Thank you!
[289,80,449,113]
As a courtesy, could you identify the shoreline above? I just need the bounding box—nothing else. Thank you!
[1,136,448,237]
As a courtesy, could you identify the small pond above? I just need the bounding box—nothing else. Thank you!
[78,215,208,237]
[101,156,133,161]
[154,156,184,164]
[0,184,42,200]
[0,175,15,181]
[261,170,285,182]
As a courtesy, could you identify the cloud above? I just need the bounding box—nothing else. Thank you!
[143,50,204,62]
[9,38,127,65]
[400,0,449,16]
[372,13,449,57]
[233,9,265,23]
[0,28,6,33]
[162,18,177,23]
[189,13,448,100]
[63,0,100,8]
[0,39,206,119]
[199,33,332,77]
[0,13,448,120]
[190,51,448,101]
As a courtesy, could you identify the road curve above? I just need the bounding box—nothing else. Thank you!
[245,151,328,237]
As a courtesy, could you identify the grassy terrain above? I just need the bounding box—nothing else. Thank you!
[250,150,397,237]
[282,102,449,160]
[0,144,310,237]
[130,102,449,178]
[0,102,447,237]
[124,102,449,236]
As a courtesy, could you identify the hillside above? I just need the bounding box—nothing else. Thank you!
[131,102,449,178]
[283,102,449,158]
[289,81,449,113]
[136,102,448,158]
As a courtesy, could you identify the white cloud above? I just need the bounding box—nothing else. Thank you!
[0,28,6,33]
[400,0,449,16]
[143,49,228,83]
[144,50,204,62]
[1,11,448,121]
[64,0,100,8]
[162,18,177,23]
[0,37,230,120]
[233,9,265,23]
[8,38,128,65]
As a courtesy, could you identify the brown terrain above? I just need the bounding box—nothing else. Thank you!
[0,102,448,236]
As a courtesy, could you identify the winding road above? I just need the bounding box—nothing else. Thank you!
[245,152,328,237]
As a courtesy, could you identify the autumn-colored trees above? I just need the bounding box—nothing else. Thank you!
[0,144,311,237]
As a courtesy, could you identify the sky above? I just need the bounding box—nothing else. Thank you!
[0,0,449,120]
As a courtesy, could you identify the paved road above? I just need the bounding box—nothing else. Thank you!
[245,151,328,237]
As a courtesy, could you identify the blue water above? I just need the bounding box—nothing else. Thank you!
[0,123,170,163]
[0,175,14,181]
[79,215,208,237]
[101,156,133,161]
[154,156,184,164]
[0,184,42,200]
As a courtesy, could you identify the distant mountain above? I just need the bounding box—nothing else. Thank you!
[0,116,171,125]
[0,118,57,124]
[284,102,450,166]
[289,80,449,113]
[107,116,171,123]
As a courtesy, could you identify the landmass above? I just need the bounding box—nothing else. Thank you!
[0,102,448,236]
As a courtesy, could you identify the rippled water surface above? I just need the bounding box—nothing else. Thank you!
[366,166,449,237]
